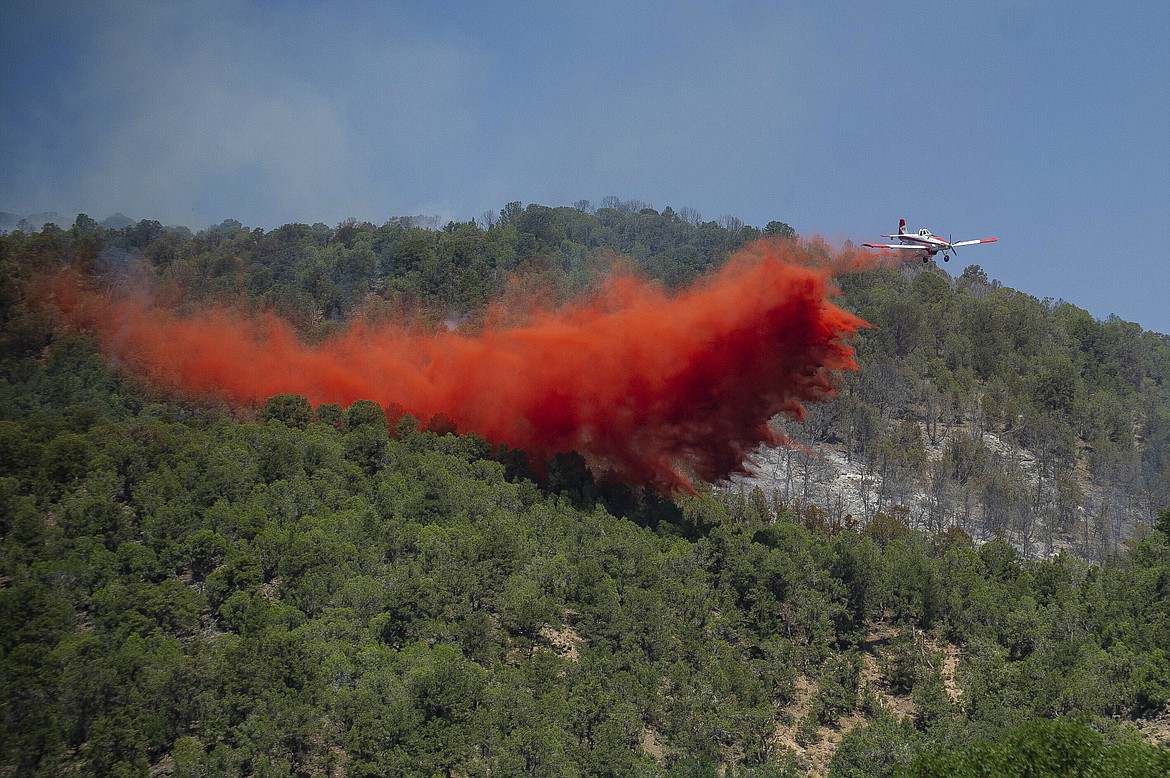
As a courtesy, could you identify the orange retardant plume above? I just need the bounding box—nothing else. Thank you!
[47,238,880,491]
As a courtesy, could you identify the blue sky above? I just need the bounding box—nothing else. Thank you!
[2,1,1168,333]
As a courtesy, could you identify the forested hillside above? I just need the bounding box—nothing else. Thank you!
[2,203,1169,776]
[749,260,1170,562]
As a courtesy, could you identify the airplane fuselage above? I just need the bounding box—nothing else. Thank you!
[885,230,949,255]
[863,221,997,263]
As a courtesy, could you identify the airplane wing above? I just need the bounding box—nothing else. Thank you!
[863,243,927,251]
[951,238,998,248]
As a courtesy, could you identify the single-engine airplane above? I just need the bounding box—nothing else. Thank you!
[864,219,997,263]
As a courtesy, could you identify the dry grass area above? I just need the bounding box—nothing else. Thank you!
[774,676,873,776]
[932,637,964,704]
[772,621,927,776]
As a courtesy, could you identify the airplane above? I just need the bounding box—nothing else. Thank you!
[864,219,997,263]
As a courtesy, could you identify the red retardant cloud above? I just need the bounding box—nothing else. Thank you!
[47,239,883,491]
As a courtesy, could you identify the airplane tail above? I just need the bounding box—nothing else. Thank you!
[898,218,906,235]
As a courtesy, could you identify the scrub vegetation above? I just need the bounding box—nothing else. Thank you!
[2,201,1168,775]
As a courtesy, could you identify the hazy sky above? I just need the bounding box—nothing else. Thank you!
[2,1,1168,332]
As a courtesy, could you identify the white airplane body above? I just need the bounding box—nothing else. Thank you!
[864,219,997,262]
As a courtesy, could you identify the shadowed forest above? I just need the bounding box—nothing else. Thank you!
[2,201,1169,775]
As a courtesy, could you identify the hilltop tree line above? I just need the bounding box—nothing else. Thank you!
[1,204,1168,775]
[3,200,792,338]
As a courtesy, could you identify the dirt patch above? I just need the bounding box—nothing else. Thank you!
[147,754,173,778]
[773,674,816,754]
[640,727,666,767]
[939,642,963,703]
[773,622,923,776]
[1137,704,1170,748]
[538,622,583,661]
[260,577,282,602]
[858,622,918,720]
